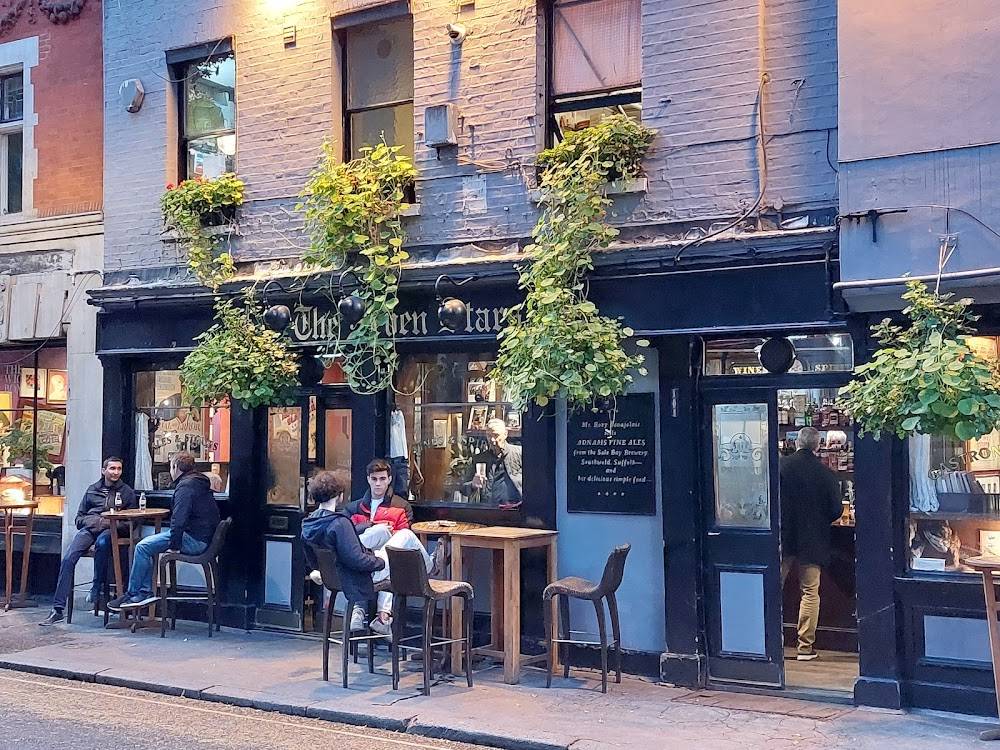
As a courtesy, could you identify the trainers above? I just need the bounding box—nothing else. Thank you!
[796,651,820,661]
[106,594,131,612]
[370,616,392,639]
[349,605,365,632]
[38,609,64,626]
[85,587,100,605]
[120,594,158,610]
[430,542,448,578]
[308,570,323,586]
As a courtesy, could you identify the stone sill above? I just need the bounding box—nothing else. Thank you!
[398,203,420,218]
[529,177,648,205]
[160,224,239,244]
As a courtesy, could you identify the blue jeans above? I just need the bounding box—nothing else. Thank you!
[52,528,114,609]
[127,531,208,598]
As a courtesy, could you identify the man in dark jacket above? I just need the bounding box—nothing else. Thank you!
[109,451,221,610]
[779,426,845,661]
[39,457,136,625]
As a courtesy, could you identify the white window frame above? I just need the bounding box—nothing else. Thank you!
[0,37,37,220]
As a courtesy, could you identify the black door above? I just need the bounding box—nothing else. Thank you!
[256,389,354,631]
[701,387,785,686]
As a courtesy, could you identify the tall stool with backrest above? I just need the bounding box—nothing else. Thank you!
[157,518,232,637]
[312,546,391,687]
[387,546,474,696]
[543,543,630,693]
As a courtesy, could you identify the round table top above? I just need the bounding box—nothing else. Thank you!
[965,556,1000,571]
[101,508,170,519]
[0,498,38,511]
[412,520,486,535]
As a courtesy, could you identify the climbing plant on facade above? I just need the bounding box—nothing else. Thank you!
[839,280,1000,441]
[161,173,244,292]
[493,115,655,410]
[298,140,417,394]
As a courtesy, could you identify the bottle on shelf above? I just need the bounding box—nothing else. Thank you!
[819,399,831,428]
[828,402,840,427]
[792,402,803,427]
[805,400,815,427]
[778,398,788,426]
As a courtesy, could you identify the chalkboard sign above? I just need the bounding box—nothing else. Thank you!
[567,392,657,515]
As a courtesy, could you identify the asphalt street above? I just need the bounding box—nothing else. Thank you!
[0,669,490,750]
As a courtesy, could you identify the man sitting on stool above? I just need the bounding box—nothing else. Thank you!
[39,457,136,626]
[108,451,221,611]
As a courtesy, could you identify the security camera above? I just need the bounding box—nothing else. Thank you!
[445,22,467,45]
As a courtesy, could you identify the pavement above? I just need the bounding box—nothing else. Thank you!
[0,607,993,750]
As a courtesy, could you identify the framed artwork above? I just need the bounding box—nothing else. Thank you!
[432,419,447,448]
[46,370,68,404]
[468,405,488,432]
[0,391,11,431]
[505,410,522,431]
[467,378,495,403]
[19,368,46,399]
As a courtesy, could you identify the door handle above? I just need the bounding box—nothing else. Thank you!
[708,531,721,536]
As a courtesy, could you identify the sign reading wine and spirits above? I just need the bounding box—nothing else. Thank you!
[567,392,657,515]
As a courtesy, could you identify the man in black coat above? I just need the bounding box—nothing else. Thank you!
[39,457,137,625]
[779,426,844,661]
[109,451,221,610]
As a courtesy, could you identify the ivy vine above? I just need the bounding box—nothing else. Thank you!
[298,141,417,394]
[494,115,655,410]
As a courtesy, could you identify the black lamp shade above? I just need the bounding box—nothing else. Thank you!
[338,294,366,326]
[263,304,291,332]
[298,355,325,386]
[758,337,797,374]
[438,298,467,332]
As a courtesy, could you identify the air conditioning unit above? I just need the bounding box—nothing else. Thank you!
[424,104,459,148]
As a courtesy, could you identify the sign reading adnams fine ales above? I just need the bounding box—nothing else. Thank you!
[567,392,657,515]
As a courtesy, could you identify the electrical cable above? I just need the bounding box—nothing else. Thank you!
[143,37,229,85]
[673,73,771,265]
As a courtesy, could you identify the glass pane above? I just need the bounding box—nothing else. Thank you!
[324,408,352,475]
[2,74,22,122]
[184,54,236,137]
[712,403,770,528]
[704,333,854,376]
[552,0,641,96]
[346,17,413,110]
[186,135,236,179]
[394,354,521,505]
[264,539,293,607]
[923,615,991,663]
[267,407,302,506]
[720,571,766,655]
[349,102,414,159]
[554,101,641,140]
[5,130,21,214]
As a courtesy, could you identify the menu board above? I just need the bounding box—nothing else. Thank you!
[567,392,657,515]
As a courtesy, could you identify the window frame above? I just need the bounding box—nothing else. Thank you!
[0,69,23,216]
[545,0,642,144]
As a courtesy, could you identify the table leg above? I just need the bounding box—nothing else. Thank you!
[547,538,559,674]
[16,510,34,604]
[450,536,465,674]
[3,511,12,608]
[982,570,1000,735]
[491,549,503,651]
[503,543,521,684]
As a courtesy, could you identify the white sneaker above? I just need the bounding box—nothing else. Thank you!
[308,570,323,586]
[370,616,392,639]
[796,651,819,661]
[430,543,448,578]
[349,606,365,632]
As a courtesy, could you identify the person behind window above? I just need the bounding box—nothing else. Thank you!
[203,472,224,493]
[465,419,523,509]
[779,426,844,662]
[108,451,221,611]
[39,457,136,626]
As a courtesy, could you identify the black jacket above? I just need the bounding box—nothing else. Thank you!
[343,491,413,534]
[301,507,385,602]
[75,479,137,535]
[779,449,844,567]
[169,471,221,549]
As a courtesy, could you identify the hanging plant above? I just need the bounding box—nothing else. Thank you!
[161,173,244,291]
[181,290,299,409]
[494,115,655,410]
[839,279,1000,441]
[298,141,417,394]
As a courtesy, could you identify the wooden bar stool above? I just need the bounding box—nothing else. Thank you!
[965,556,1000,740]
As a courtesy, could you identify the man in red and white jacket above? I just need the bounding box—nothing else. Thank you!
[344,458,413,534]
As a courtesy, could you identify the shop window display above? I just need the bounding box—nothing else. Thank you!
[394,354,522,506]
[705,333,853,376]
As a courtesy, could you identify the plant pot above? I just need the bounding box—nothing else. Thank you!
[200,205,237,227]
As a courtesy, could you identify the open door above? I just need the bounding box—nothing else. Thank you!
[702,388,785,687]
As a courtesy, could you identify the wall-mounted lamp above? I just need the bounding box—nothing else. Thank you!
[119,79,145,113]
[435,274,475,332]
[445,22,467,45]
[338,269,366,326]
[261,278,308,332]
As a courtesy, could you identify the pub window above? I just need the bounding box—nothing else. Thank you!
[0,70,23,214]
[342,16,414,159]
[394,354,522,507]
[548,0,642,143]
[172,44,236,179]
[133,370,230,493]
[908,335,1000,575]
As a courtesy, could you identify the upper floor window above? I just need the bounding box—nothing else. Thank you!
[170,43,236,179]
[548,0,642,142]
[342,16,414,159]
[0,70,23,214]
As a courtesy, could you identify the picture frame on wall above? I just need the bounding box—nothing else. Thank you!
[0,392,11,430]
[19,368,46,399]
[46,370,68,404]
[468,405,488,432]
[505,410,522,431]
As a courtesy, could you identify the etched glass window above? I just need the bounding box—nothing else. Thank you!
[712,403,770,528]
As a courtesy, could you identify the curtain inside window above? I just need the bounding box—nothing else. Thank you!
[552,0,642,97]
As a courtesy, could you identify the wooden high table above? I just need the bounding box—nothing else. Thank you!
[102,508,170,630]
[0,498,38,611]
[965,556,1000,741]
[448,526,558,684]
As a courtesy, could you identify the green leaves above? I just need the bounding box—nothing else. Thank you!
[839,280,1000,442]
[494,116,655,410]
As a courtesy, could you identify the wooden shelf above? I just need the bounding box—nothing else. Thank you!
[912,511,1000,522]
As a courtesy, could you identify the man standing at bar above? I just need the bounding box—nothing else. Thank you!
[466,418,522,509]
[779,425,844,661]
[39,457,136,626]
[108,451,220,611]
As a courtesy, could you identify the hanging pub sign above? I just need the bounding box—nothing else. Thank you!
[567,392,657,515]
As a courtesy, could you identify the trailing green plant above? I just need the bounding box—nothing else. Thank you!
[838,280,1000,441]
[0,419,53,473]
[298,141,417,394]
[161,173,244,291]
[181,290,300,409]
[494,115,655,410]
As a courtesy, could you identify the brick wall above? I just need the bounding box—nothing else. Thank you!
[104,0,838,275]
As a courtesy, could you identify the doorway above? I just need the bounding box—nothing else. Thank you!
[257,390,353,631]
